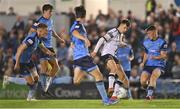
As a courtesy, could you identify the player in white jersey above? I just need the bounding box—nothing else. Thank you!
[91,19,131,99]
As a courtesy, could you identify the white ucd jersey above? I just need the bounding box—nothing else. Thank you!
[101,28,124,56]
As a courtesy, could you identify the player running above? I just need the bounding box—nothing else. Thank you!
[140,25,168,100]
[70,6,118,105]
[111,43,134,99]
[91,19,131,98]
[14,23,55,101]
[29,4,65,92]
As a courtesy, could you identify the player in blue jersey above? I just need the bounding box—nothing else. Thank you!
[70,6,118,105]
[30,4,65,92]
[14,23,55,101]
[140,25,168,100]
[111,43,134,99]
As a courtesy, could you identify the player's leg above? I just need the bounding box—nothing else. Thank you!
[43,58,59,92]
[24,74,37,101]
[26,66,39,101]
[125,71,132,99]
[48,58,60,77]
[146,68,161,99]
[140,71,150,90]
[106,59,118,96]
[73,67,85,85]
[39,59,51,91]
[111,64,129,99]
[116,64,129,88]
[89,68,118,105]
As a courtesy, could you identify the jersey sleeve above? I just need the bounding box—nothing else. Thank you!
[32,21,39,30]
[160,41,168,51]
[102,32,113,42]
[71,24,81,32]
[142,41,148,53]
[23,37,34,47]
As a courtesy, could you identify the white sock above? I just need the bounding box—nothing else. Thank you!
[108,73,115,89]
[112,82,120,97]
[7,77,26,85]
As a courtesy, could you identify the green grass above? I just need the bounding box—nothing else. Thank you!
[0,99,180,109]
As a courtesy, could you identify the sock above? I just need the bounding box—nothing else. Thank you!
[112,80,123,97]
[108,73,115,89]
[40,74,47,89]
[14,78,26,85]
[147,86,154,96]
[95,81,109,102]
[27,83,37,98]
[127,88,133,99]
[7,77,17,83]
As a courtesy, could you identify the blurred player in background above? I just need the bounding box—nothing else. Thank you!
[70,5,118,105]
[111,42,134,99]
[91,19,130,99]
[29,4,65,92]
[14,23,55,101]
[140,25,168,100]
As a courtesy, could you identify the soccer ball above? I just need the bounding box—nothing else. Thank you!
[116,87,127,99]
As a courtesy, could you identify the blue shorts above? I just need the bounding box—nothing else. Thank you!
[143,66,165,75]
[38,47,56,60]
[73,56,97,72]
[14,60,35,76]
[125,71,131,79]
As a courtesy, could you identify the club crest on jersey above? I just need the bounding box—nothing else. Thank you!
[27,39,33,44]
[34,22,39,26]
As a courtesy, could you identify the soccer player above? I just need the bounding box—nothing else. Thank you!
[140,25,168,100]
[14,23,55,101]
[91,19,131,98]
[30,4,65,92]
[112,43,134,99]
[70,6,118,105]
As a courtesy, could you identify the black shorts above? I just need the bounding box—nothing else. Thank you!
[143,66,165,75]
[13,60,35,76]
[101,54,120,64]
[73,56,97,72]
[38,47,56,60]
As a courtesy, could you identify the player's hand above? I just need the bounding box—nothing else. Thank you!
[91,52,97,58]
[84,39,91,47]
[140,63,144,68]
[60,39,66,44]
[14,63,20,73]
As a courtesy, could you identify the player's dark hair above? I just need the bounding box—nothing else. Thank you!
[37,23,48,29]
[119,19,131,27]
[74,6,86,18]
[146,25,156,31]
[42,4,53,12]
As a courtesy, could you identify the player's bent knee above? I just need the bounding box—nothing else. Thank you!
[73,79,80,85]
[33,76,39,82]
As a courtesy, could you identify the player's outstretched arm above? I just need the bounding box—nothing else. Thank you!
[72,30,91,47]
[14,43,28,71]
[39,43,55,56]
[52,30,65,44]
[91,33,111,57]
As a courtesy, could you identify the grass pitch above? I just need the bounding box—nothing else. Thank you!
[0,99,180,109]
